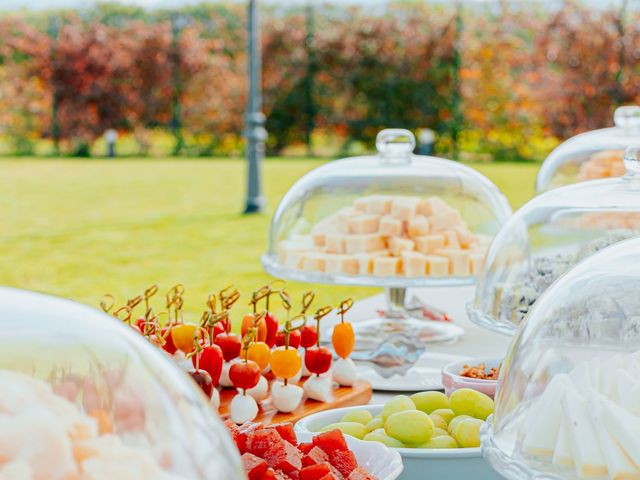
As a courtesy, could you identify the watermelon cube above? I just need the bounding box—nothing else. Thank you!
[312,429,348,454]
[329,450,357,478]
[241,453,268,480]
[228,421,261,453]
[247,428,284,457]
[299,442,313,454]
[302,446,330,467]
[271,422,298,446]
[264,441,303,474]
[318,474,339,480]
[264,468,277,480]
[300,463,332,480]
[347,467,376,480]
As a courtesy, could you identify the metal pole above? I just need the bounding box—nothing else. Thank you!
[243,0,267,214]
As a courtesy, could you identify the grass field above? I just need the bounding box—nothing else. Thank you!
[0,157,538,323]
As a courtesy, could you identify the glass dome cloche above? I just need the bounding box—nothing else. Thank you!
[482,235,640,480]
[468,146,640,336]
[536,105,640,192]
[262,128,512,349]
[0,287,243,480]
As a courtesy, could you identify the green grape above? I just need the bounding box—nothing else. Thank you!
[320,422,368,439]
[365,417,384,432]
[449,388,494,420]
[410,391,450,414]
[381,395,416,419]
[363,429,405,448]
[341,409,374,425]
[433,427,449,437]
[384,410,434,445]
[448,415,472,435]
[453,418,484,448]
[429,414,448,430]
[431,408,455,424]
[419,435,459,449]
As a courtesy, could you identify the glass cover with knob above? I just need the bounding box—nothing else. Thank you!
[468,146,640,336]
[0,287,243,480]
[536,105,640,192]
[482,236,640,480]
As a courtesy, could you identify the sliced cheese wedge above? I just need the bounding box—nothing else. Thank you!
[552,410,575,469]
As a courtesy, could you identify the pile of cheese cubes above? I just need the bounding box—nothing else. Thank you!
[277,195,491,278]
[577,149,625,182]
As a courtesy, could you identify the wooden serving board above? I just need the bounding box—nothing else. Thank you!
[218,379,372,425]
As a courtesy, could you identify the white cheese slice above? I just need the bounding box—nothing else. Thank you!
[552,410,574,469]
[522,375,568,457]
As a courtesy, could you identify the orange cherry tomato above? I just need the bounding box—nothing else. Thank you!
[241,314,267,342]
[171,323,200,354]
[270,346,302,380]
[246,341,271,371]
[332,322,355,359]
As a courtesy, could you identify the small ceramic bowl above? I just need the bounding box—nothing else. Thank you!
[295,405,502,480]
[441,357,501,399]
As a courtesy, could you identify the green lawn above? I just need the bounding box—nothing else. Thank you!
[0,157,538,323]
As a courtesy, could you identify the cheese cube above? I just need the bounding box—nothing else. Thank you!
[379,215,403,237]
[277,240,311,264]
[312,232,326,247]
[353,251,387,274]
[430,210,463,232]
[425,255,449,276]
[336,207,361,234]
[417,196,452,217]
[390,197,421,221]
[301,253,326,273]
[353,195,392,215]
[284,251,306,270]
[454,226,476,249]
[442,230,461,249]
[325,234,346,254]
[388,237,415,256]
[414,235,445,254]
[324,254,359,275]
[401,251,428,277]
[436,248,471,276]
[470,252,485,274]
[408,215,430,237]
[347,214,380,234]
[373,256,401,276]
[344,234,385,254]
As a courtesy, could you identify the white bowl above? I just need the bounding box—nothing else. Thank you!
[295,405,502,480]
[441,357,501,399]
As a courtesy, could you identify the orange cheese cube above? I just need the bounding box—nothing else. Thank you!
[390,197,421,221]
[401,251,428,277]
[312,233,326,247]
[417,196,452,217]
[453,226,476,249]
[301,253,326,272]
[324,254,359,275]
[442,230,461,249]
[348,214,381,234]
[408,215,430,237]
[344,234,385,254]
[414,235,445,254]
[336,207,360,233]
[388,237,415,256]
[353,195,393,215]
[353,251,387,274]
[379,215,403,237]
[430,210,463,232]
[373,256,401,276]
[425,255,449,276]
[470,252,485,274]
[325,234,346,254]
[436,248,471,276]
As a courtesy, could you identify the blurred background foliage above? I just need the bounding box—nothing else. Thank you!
[0,1,638,161]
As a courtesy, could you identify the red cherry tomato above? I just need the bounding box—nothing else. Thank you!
[160,326,177,354]
[304,346,333,375]
[264,312,279,348]
[189,369,213,398]
[214,333,242,362]
[212,321,226,339]
[192,344,223,386]
[229,360,261,390]
[275,329,301,349]
[300,325,317,349]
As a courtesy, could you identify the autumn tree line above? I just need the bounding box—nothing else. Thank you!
[0,2,638,160]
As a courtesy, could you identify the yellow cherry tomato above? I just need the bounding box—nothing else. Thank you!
[332,322,355,359]
[171,323,199,354]
[270,346,302,380]
[247,341,271,371]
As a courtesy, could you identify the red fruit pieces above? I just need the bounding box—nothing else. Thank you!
[263,468,277,480]
[227,421,261,453]
[302,447,329,467]
[312,429,349,454]
[329,450,357,478]
[347,467,376,480]
[264,441,303,475]
[298,443,313,454]
[300,463,331,480]
[247,428,283,457]
[271,422,297,446]
[241,453,268,480]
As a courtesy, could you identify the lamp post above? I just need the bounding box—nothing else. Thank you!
[243,0,267,214]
